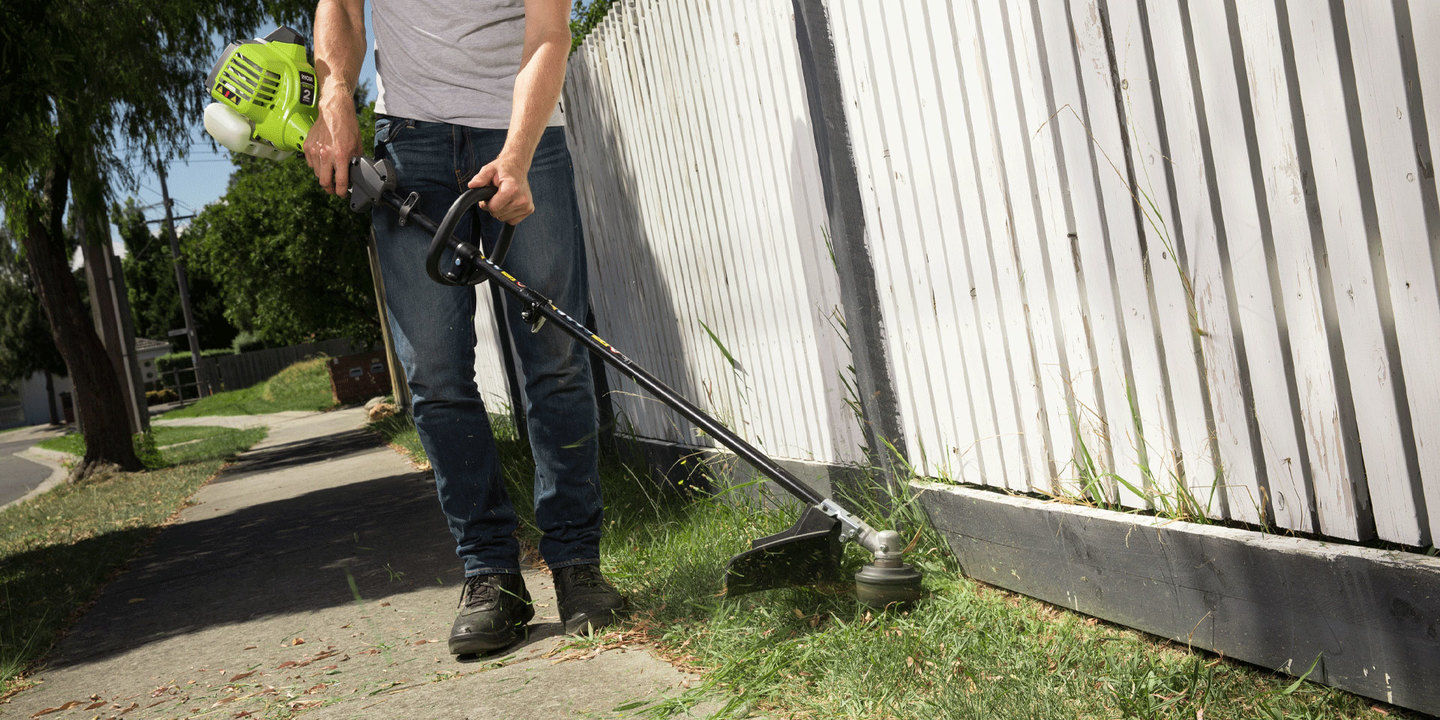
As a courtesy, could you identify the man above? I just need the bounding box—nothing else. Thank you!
[303,0,625,655]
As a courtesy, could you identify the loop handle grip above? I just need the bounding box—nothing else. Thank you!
[425,185,515,286]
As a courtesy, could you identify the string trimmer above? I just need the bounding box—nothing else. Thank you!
[203,27,924,608]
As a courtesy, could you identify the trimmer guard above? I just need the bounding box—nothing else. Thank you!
[724,504,843,597]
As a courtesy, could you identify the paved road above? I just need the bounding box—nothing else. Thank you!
[0,428,62,507]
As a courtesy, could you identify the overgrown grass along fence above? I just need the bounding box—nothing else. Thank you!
[367,413,1405,719]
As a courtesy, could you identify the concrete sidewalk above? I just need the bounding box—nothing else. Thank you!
[5,409,710,719]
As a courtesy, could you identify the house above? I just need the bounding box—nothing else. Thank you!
[15,337,171,427]
[135,337,172,385]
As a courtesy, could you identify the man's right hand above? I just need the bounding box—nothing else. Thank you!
[304,94,361,197]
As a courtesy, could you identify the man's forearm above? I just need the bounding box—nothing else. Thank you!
[314,0,366,105]
[465,0,572,224]
[500,14,572,169]
[305,0,366,196]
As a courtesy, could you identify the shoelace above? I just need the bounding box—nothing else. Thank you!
[568,566,610,591]
[460,576,500,608]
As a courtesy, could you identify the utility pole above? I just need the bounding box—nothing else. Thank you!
[106,241,150,432]
[154,150,207,396]
[75,173,148,434]
[80,224,148,433]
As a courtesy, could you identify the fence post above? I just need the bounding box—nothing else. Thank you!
[791,0,909,499]
[485,284,528,442]
[367,230,411,411]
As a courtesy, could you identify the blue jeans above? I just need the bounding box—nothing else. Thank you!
[372,116,602,577]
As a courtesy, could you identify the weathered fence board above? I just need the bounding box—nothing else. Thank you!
[481,1,1440,712]
[497,0,1440,547]
[556,0,855,464]
[916,480,1440,716]
[1343,1,1437,547]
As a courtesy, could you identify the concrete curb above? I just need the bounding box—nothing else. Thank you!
[2,447,72,511]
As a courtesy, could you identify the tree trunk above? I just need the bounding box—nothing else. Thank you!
[45,371,57,425]
[18,154,141,476]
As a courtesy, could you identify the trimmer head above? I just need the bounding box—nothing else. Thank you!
[725,504,926,607]
[854,555,924,608]
[725,504,843,596]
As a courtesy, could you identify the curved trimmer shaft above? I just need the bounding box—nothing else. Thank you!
[348,157,922,606]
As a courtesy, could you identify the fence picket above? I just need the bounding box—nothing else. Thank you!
[552,0,1440,547]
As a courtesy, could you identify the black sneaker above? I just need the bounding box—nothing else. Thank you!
[448,573,534,655]
[552,564,627,635]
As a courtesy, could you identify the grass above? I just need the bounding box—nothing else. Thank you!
[369,411,426,467]
[159,357,338,419]
[369,413,1406,720]
[0,425,266,698]
[37,425,247,465]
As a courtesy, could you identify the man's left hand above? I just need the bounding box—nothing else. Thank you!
[469,156,534,225]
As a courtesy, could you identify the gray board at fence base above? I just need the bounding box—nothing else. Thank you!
[912,480,1440,716]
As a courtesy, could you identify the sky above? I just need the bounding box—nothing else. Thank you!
[109,21,379,247]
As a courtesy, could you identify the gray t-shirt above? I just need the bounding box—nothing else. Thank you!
[372,0,564,129]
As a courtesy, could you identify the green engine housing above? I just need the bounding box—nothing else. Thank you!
[206,27,317,154]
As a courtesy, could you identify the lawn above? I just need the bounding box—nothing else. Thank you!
[159,356,338,419]
[37,424,246,463]
[372,414,1407,720]
[0,426,266,697]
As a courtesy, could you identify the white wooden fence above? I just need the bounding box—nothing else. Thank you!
[472,0,1440,549]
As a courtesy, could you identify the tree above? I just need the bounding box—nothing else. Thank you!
[0,0,308,476]
[0,231,66,388]
[114,199,239,349]
[570,0,617,49]
[183,105,380,348]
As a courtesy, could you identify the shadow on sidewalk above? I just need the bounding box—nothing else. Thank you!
[16,425,469,672]
[211,428,387,481]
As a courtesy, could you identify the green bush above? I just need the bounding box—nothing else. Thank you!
[145,388,178,405]
[230,332,267,354]
[155,352,187,374]
[155,349,233,375]
[132,432,163,468]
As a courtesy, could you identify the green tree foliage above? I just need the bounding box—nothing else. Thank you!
[570,0,617,49]
[0,231,66,386]
[182,105,380,348]
[0,0,310,197]
[0,0,310,474]
[113,200,239,349]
